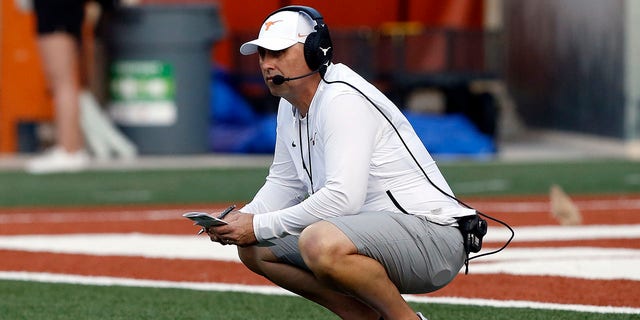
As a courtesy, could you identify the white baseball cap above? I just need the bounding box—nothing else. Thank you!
[240,10,316,55]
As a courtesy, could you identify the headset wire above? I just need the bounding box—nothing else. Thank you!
[319,71,515,266]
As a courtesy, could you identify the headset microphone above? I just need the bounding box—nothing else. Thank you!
[271,69,320,85]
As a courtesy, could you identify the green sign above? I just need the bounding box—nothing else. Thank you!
[109,60,177,126]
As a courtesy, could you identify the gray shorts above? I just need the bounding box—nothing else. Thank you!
[268,211,466,294]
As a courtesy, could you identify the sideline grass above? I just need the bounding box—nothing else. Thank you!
[0,167,269,207]
[0,280,636,320]
[1,159,639,207]
[441,159,640,196]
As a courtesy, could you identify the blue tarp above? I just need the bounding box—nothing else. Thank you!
[209,68,495,158]
[404,112,496,158]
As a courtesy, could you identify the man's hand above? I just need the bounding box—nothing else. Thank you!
[207,212,257,247]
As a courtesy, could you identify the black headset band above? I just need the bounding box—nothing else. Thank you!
[265,5,325,28]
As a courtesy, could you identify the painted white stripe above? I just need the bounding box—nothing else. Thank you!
[0,271,637,315]
[476,198,640,213]
[476,201,549,212]
[0,233,241,262]
[468,247,640,280]
[403,295,640,315]
[4,225,639,259]
[0,271,288,295]
[484,224,640,242]
[573,198,640,211]
[0,232,639,280]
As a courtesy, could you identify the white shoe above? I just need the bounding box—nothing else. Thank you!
[417,312,428,320]
[26,147,90,174]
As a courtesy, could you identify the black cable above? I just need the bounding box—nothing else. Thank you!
[298,115,315,194]
[320,72,514,263]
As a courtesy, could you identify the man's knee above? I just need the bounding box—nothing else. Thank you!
[237,246,276,277]
[298,221,355,273]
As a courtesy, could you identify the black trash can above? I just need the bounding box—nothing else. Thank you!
[107,4,224,154]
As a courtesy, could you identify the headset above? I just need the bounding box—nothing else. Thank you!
[266,5,333,73]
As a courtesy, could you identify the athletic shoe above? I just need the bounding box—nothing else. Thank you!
[26,146,90,174]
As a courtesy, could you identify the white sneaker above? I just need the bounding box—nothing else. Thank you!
[26,147,90,174]
[417,312,428,320]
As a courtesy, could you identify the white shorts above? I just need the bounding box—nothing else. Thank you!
[268,211,466,294]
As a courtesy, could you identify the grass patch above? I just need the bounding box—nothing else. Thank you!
[440,159,640,196]
[0,167,269,207]
[0,280,333,320]
[0,280,635,320]
[1,159,639,208]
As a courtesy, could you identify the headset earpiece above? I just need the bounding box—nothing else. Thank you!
[266,5,333,72]
[304,23,333,71]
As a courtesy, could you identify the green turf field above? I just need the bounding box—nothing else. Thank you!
[1,159,639,207]
[1,158,639,319]
[0,280,636,320]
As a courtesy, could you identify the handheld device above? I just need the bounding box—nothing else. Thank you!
[183,205,236,235]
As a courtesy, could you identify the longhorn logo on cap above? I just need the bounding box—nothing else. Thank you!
[320,46,331,56]
[264,20,283,31]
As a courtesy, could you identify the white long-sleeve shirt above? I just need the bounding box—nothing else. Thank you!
[242,63,475,242]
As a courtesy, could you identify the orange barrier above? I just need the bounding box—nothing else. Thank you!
[0,0,53,153]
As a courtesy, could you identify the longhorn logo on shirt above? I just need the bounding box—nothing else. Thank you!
[264,20,283,31]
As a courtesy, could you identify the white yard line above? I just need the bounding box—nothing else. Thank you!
[468,247,640,280]
[0,271,637,315]
[403,294,640,315]
[484,224,640,242]
[0,233,241,262]
[0,230,639,280]
[476,198,640,213]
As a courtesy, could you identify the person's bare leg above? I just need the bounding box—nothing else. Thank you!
[238,246,381,319]
[37,32,83,153]
[299,221,418,320]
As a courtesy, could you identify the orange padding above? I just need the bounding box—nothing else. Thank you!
[0,0,53,153]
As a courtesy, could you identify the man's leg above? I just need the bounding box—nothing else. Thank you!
[237,246,381,319]
[298,221,418,320]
